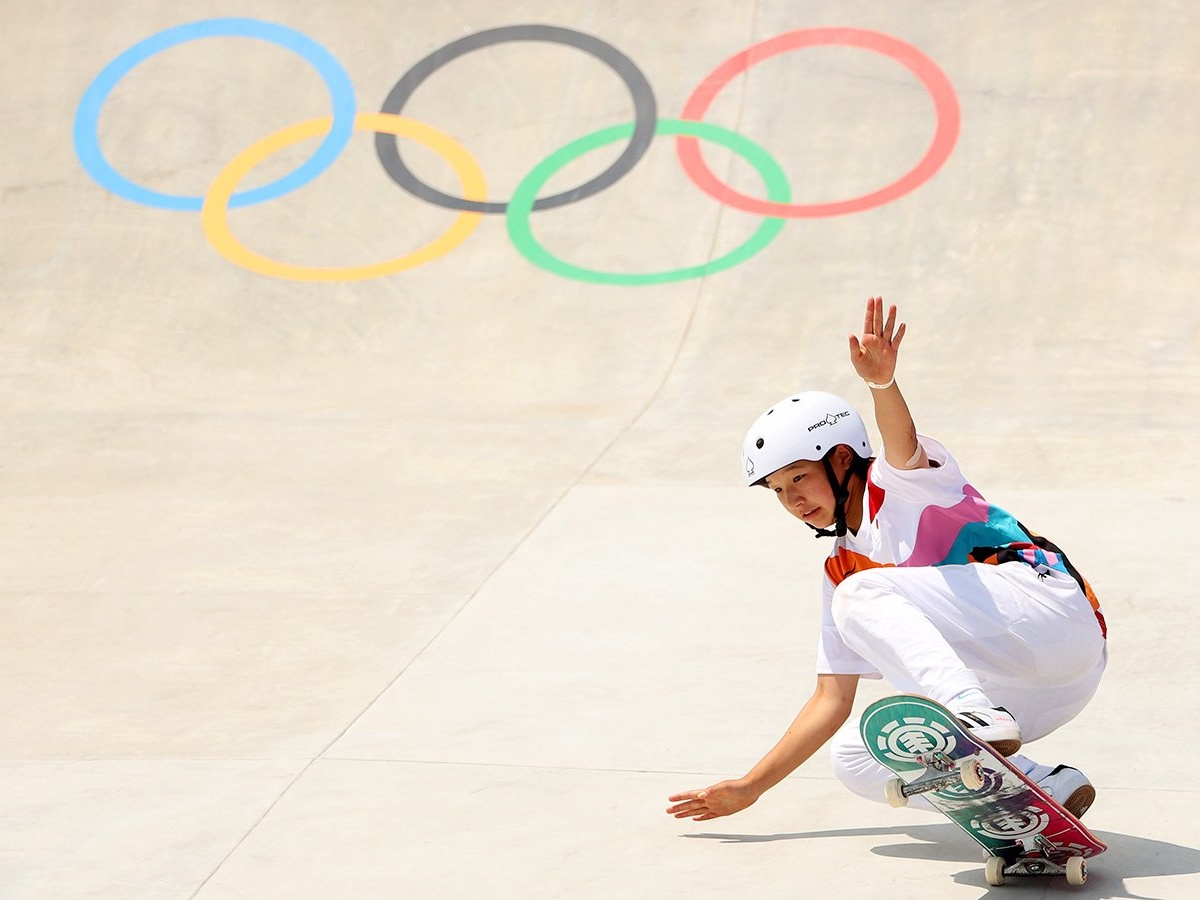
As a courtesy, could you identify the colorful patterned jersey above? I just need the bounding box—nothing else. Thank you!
[815,435,1105,675]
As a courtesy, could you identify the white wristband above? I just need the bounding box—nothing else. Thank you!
[865,376,895,390]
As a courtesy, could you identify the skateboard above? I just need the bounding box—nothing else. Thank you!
[859,694,1106,886]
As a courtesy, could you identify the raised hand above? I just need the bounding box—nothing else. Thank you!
[848,296,906,387]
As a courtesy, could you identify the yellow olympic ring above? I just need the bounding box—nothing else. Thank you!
[200,112,486,282]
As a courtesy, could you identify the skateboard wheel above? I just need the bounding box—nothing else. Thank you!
[1066,856,1087,886]
[884,777,909,808]
[985,855,1006,886]
[960,758,985,791]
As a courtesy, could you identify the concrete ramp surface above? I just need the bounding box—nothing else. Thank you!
[2,2,1198,897]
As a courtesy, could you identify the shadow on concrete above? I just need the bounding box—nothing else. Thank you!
[686,824,1199,899]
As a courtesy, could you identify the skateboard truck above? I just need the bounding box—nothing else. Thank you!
[985,838,1089,886]
[884,752,985,807]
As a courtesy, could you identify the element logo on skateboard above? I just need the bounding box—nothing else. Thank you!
[972,806,1051,841]
[875,714,956,762]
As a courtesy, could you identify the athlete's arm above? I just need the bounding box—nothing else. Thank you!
[665,673,860,821]
[848,296,928,470]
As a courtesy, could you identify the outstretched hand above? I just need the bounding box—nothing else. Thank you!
[666,780,759,822]
[849,296,906,386]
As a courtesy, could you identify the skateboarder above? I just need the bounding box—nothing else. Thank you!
[666,297,1107,823]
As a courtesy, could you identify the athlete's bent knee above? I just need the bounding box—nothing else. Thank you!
[828,731,885,803]
[830,570,889,632]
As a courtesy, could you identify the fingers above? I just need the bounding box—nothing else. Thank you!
[666,789,713,819]
[863,296,893,336]
[861,296,903,344]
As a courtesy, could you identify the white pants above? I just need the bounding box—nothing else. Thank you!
[827,562,1107,806]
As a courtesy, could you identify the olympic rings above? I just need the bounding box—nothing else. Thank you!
[377,24,656,214]
[507,120,789,286]
[677,28,960,218]
[73,18,356,212]
[200,113,486,282]
[75,18,961,283]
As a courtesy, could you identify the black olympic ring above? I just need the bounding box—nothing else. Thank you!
[375,24,657,214]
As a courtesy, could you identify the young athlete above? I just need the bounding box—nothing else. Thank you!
[666,297,1107,823]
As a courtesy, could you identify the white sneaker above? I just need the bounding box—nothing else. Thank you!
[955,706,1022,756]
[1038,765,1095,818]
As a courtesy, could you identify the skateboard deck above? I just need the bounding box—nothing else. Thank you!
[859,694,1106,886]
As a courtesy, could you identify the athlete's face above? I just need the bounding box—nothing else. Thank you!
[763,446,856,529]
[764,458,837,527]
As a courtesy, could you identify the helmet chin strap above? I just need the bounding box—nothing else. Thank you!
[807,454,855,539]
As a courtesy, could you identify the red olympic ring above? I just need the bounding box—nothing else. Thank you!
[677,27,960,218]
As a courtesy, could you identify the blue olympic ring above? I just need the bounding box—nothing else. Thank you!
[72,17,356,212]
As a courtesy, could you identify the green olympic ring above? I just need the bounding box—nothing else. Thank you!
[506,119,790,286]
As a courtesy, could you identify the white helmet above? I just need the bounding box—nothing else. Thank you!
[742,391,872,487]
